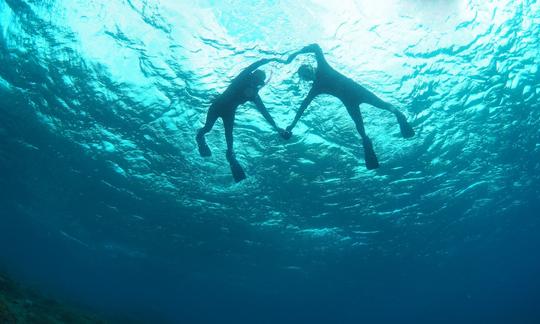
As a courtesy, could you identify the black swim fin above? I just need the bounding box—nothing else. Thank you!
[363,139,380,170]
[397,115,415,138]
[196,134,212,157]
[226,153,246,182]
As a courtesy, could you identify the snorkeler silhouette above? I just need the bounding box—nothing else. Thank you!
[196,58,288,182]
[283,44,415,169]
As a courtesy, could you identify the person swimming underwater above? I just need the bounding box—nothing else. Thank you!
[283,44,415,169]
[196,58,288,182]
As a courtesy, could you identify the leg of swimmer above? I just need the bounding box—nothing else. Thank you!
[196,110,217,157]
[361,89,415,138]
[223,115,246,182]
[347,104,379,170]
[223,115,234,155]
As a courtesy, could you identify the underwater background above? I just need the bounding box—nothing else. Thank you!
[1,0,539,323]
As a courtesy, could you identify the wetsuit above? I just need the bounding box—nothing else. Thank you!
[286,44,414,169]
[197,58,284,182]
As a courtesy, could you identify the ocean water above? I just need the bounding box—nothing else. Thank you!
[1,0,539,323]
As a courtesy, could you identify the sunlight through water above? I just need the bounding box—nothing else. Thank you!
[0,0,539,322]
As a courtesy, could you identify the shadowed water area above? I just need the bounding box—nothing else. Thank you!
[1,0,539,323]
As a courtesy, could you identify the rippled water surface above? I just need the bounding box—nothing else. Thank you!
[1,0,539,323]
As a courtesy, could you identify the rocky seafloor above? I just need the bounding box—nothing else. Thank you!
[0,271,106,323]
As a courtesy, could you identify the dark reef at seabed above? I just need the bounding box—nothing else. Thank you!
[0,271,105,323]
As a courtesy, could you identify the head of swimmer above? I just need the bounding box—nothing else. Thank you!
[250,70,267,89]
[298,64,316,81]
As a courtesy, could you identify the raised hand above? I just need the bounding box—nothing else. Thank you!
[269,57,288,64]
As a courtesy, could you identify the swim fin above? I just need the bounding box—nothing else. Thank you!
[196,134,212,157]
[363,139,380,170]
[397,115,415,138]
[226,153,246,182]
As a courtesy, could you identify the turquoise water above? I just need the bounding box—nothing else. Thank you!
[1,0,539,323]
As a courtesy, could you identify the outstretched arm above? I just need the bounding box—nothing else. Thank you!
[286,44,327,66]
[287,88,317,132]
[237,58,285,80]
[253,95,283,133]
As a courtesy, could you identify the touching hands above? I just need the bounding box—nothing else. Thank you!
[270,57,288,64]
[285,125,293,133]
[278,127,292,140]
[285,54,296,64]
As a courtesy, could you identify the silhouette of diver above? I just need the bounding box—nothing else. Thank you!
[196,58,287,182]
[283,44,415,169]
